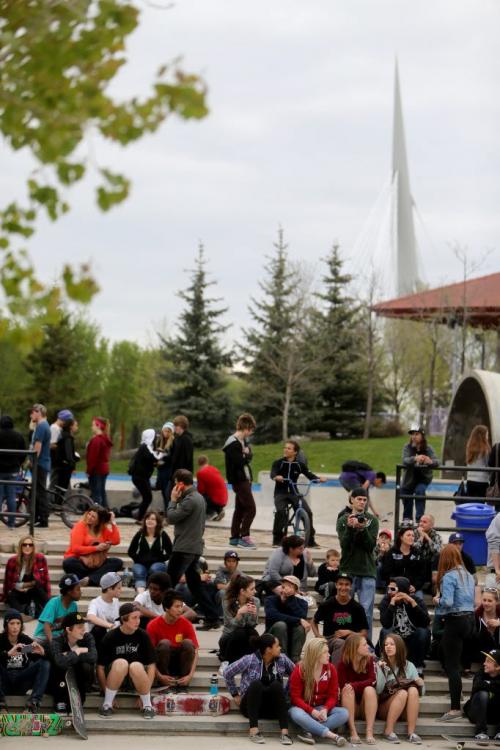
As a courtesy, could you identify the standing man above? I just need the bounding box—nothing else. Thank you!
[49,409,74,490]
[0,416,26,530]
[223,412,257,549]
[336,487,379,640]
[166,469,221,630]
[30,403,51,528]
[270,439,326,547]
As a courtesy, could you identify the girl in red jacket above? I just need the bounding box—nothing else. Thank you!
[289,637,348,745]
[337,634,377,745]
[86,417,113,508]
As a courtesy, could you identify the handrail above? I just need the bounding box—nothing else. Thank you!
[0,448,38,535]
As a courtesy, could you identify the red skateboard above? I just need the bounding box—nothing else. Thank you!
[152,692,231,716]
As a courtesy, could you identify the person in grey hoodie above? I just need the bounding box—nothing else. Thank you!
[166,469,220,629]
[260,535,316,595]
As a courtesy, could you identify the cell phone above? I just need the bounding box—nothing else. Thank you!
[23,644,34,654]
[176,482,185,492]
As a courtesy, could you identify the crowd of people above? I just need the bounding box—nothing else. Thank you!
[1,411,500,742]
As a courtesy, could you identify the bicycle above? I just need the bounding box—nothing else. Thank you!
[281,479,319,547]
[0,472,94,529]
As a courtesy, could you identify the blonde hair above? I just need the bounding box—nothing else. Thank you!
[466,425,490,464]
[326,548,340,560]
[16,536,35,573]
[300,637,329,704]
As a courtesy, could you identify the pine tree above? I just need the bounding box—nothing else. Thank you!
[158,244,232,446]
[311,244,368,437]
[242,228,314,441]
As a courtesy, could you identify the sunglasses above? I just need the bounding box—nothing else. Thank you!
[22,542,34,547]
[483,587,499,595]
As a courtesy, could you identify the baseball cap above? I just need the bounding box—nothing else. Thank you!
[224,550,240,560]
[62,612,87,628]
[4,609,23,626]
[449,532,464,544]
[119,603,139,619]
[58,409,74,421]
[336,573,353,583]
[59,573,83,593]
[281,575,301,591]
[482,649,500,666]
[379,528,393,539]
[350,487,368,499]
[408,424,425,435]
[100,571,122,590]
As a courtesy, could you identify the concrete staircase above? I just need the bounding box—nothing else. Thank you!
[0,526,476,738]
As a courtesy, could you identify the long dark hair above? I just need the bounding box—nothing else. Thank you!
[382,633,408,674]
[250,633,277,656]
[225,574,254,611]
[141,511,163,538]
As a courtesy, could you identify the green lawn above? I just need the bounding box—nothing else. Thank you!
[109,435,443,478]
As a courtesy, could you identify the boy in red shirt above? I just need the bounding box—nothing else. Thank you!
[146,589,199,690]
[196,455,228,521]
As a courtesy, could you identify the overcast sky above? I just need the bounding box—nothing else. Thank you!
[3,0,499,345]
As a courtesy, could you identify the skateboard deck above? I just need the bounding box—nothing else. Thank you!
[441,735,500,749]
[0,713,69,736]
[65,667,88,740]
[152,692,231,716]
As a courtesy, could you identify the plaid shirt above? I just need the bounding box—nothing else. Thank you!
[223,651,294,697]
[1,553,51,601]
[413,527,443,561]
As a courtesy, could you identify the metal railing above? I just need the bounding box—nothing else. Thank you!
[0,449,38,535]
[394,462,500,537]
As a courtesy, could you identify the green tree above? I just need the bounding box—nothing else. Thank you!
[159,245,232,446]
[311,244,369,437]
[242,228,315,441]
[0,0,208,336]
[24,312,107,419]
[101,340,143,449]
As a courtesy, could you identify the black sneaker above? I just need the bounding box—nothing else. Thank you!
[142,706,155,720]
[26,699,40,713]
[197,621,220,631]
[99,704,114,717]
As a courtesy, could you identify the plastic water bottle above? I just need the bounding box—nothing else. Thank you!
[210,673,219,696]
[122,567,132,587]
[27,601,36,618]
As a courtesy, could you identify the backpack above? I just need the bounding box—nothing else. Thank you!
[341,459,373,474]
[115,501,141,518]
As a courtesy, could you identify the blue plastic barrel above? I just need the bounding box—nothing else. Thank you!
[451,502,495,565]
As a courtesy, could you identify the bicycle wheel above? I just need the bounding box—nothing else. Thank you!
[61,490,94,528]
[293,507,311,546]
[0,487,30,527]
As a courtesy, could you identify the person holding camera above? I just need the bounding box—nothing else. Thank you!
[0,609,50,713]
[336,488,379,641]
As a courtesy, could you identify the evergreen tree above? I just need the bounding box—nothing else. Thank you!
[242,228,314,441]
[310,244,368,437]
[158,245,232,447]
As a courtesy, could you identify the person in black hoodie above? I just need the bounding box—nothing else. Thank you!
[130,429,161,521]
[54,418,79,490]
[378,576,430,673]
[49,611,97,713]
[0,415,26,529]
[127,511,172,592]
[223,413,257,549]
[463,648,500,741]
[0,609,50,712]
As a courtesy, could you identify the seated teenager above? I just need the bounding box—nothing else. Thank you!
[375,529,393,591]
[63,506,123,586]
[2,536,50,617]
[337,634,377,745]
[219,574,260,668]
[134,572,172,629]
[311,573,368,666]
[260,535,316,596]
[375,634,424,744]
[265,575,310,663]
[471,587,500,663]
[97,603,155,719]
[127,511,171,593]
[146,589,198,690]
[223,633,294,745]
[86,571,122,649]
[214,550,241,606]
[463,648,500,741]
[49,612,97,713]
[0,609,50,713]
[289,636,348,746]
[33,574,83,642]
[380,526,426,601]
[378,577,430,674]
[314,548,340,600]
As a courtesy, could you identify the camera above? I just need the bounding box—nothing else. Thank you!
[355,513,367,523]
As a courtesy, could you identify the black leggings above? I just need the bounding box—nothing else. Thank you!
[219,626,258,663]
[441,613,475,710]
[465,691,500,734]
[132,475,153,520]
[240,680,289,730]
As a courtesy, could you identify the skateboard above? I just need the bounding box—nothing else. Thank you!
[441,735,500,749]
[65,668,88,740]
[0,713,69,736]
[152,691,231,716]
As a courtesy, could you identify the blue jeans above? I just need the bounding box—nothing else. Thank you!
[402,482,427,522]
[0,472,17,528]
[132,561,168,589]
[0,659,51,702]
[352,576,376,641]
[88,474,108,508]
[289,705,349,737]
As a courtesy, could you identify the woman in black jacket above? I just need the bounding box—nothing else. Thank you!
[127,511,172,592]
[380,527,426,600]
